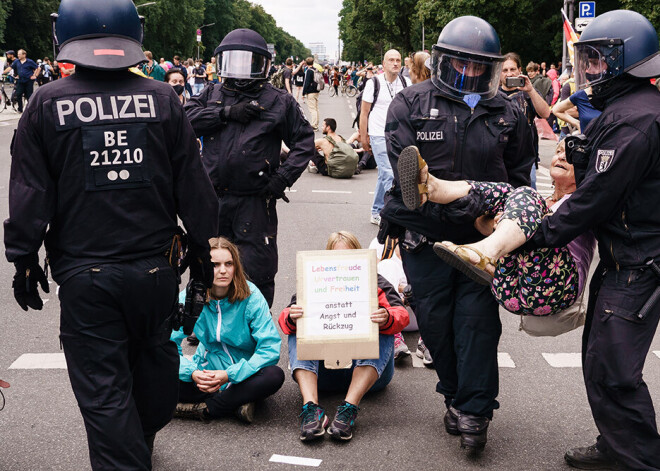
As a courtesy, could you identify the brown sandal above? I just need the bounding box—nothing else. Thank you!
[398,146,428,210]
[433,242,496,286]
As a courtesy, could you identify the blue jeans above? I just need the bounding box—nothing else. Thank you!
[529,164,537,190]
[288,333,394,393]
[192,83,205,96]
[370,135,393,217]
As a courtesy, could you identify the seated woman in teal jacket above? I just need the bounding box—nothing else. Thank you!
[171,237,284,423]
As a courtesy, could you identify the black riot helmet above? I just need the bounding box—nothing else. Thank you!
[214,28,272,86]
[574,10,660,91]
[431,16,505,102]
[52,0,146,71]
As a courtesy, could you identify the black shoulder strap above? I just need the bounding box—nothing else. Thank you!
[399,75,408,88]
[372,76,380,106]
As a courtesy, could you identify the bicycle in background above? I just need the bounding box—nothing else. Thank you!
[1,75,19,113]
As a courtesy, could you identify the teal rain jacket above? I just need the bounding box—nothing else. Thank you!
[171,281,281,389]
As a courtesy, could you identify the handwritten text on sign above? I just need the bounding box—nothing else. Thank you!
[304,259,371,337]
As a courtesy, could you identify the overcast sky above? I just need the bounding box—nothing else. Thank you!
[249,0,343,60]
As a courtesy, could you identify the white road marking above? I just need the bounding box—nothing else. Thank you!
[284,189,298,193]
[537,166,551,177]
[351,112,356,120]
[9,353,67,369]
[498,352,516,368]
[413,352,515,368]
[311,190,352,194]
[411,354,425,368]
[654,351,660,359]
[542,353,582,368]
[535,182,554,188]
[368,191,374,195]
[269,454,322,467]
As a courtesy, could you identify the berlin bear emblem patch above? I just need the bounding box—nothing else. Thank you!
[595,149,615,173]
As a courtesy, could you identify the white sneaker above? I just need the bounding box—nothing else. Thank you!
[307,161,318,174]
[370,214,381,225]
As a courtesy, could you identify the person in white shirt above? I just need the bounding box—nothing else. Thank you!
[359,50,411,225]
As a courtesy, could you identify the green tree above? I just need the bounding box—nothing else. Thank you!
[140,0,205,60]
[0,1,12,46]
[3,0,59,59]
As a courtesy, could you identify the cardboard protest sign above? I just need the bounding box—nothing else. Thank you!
[296,249,379,369]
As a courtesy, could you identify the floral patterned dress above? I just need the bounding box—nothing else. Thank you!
[467,181,579,316]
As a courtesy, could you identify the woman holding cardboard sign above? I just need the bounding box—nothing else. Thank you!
[278,231,409,442]
[171,237,284,423]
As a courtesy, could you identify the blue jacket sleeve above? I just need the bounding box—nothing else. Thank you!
[170,291,203,382]
[225,292,281,384]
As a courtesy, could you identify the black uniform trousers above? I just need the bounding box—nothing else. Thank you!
[13,80,34,112]
[401,243,502,418]
[217,194,278,307]
[583,265,660,471]
[59,255,179,471]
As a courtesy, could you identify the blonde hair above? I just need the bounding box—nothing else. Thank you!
[325,231,362,250]
[208,237,250,303]
[410,51,430,83]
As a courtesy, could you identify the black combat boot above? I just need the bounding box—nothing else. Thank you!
[457,413,489,451]
[444,406,460,435]
[564,444,619,470]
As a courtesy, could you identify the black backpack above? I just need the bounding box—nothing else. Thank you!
[353,75,407,128]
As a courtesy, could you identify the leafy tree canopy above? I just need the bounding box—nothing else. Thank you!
[0,0,309,63]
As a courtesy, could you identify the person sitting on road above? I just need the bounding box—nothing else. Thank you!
[171,237,285,423]
[347,131,376,174]
[397,141,596,317]
[278,231,409,442]
[309,118,359,178]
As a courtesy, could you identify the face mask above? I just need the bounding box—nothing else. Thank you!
[172,84,184,96]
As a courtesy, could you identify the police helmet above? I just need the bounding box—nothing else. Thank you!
[53,0,146,71]
[214,29,272,80]
[431,16,505,101]
[574,10,660,90]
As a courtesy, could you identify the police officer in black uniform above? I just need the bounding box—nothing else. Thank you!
[3,1,219,469]
[382,16,535,452]
[185,29,314,307]
[527,10,660,471]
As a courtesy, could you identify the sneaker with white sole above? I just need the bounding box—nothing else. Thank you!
[307,161,318,173]
[415,337,434,367]
[394,332,411,360]
[299,401,329,442]
[370,214,381,225]
[328,401,359,441]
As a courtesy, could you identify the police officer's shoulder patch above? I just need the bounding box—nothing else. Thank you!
[595,149,616,173]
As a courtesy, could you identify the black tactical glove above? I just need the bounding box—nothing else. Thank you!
[222,101,262,124]
[12,254,49,311]
[187,245,214,289]
[261,174,290,202]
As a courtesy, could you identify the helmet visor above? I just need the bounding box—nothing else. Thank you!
[432,51,503,100]
[574,40,624,89]
[217,50,269,79]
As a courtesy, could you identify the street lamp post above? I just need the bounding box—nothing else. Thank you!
[197,23,216,60]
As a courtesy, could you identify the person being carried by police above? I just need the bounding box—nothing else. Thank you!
[3,0,219,469]
[184,28,315,308]
[525,10,660,471]
[381,16,535,453]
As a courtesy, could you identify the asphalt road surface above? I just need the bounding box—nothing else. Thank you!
[0,86,658,471]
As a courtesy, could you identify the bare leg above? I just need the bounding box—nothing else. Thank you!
[420,165,472,205]
[344,366,379,406]
[466,219,527,262]
[294,369,319,405]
